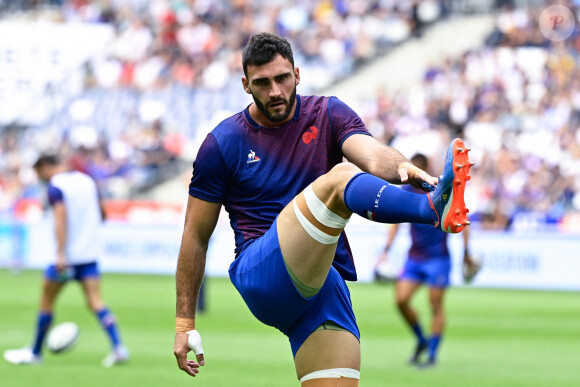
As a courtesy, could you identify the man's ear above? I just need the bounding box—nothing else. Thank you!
[294,67,300,86]
[242,77,251,94]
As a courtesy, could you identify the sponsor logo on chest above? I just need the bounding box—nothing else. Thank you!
[247,150,261,164]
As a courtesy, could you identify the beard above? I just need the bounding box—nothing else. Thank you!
[251,86,297,123]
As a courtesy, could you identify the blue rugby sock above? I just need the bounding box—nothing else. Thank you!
[96,308,122,348]
[343,173,437,224]
[411,322,427,345]
[428,335,442,361]
[32,312,53,355]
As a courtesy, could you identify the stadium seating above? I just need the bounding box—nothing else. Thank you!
[0,2,578,233]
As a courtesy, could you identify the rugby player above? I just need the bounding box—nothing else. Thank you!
[380,153,475,368]
[173,33,472,385]
[3,155,129,367]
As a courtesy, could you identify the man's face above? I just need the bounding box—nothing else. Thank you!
[243,54,300,124]
[34,165,51,183]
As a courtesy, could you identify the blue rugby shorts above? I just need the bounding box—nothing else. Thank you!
[399,256,451,288]
[45,261,100,283]
[229,218,360,356]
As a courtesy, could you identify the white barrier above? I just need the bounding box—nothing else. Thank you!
[453,231,580,291]
[1,220,579,291]
[345,218,580,291]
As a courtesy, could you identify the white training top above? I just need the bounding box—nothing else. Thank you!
[49,171,102,264]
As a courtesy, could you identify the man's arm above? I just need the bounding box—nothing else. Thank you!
[375,224,400,269]
[342,134,438,191]
[462,225,473,263]
[99,200,107,221]
[384,224,400,253]
[53,202,67,273]
[174,195,221,378]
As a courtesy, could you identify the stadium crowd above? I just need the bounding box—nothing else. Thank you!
[355,3,580,231]
[1,1,579,232]
[1,0,437,217]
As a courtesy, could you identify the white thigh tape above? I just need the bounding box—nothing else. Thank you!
[299,368,361,382]
[304,185,349,229]
[293,200,340,245]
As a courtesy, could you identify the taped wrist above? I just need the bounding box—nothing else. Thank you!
[176,317,195,333]
[398,161,424,181]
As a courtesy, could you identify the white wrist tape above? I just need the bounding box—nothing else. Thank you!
[186,329,204,355]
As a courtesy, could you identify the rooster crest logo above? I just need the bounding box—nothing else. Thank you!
[302,126,319,144]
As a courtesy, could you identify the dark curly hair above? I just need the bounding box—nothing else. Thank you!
[410,153,429,170]
[242,32,294,77]
[33,154,60,170]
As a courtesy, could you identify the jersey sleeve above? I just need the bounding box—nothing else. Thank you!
[328,96,371,147]
[47,185,64,206]
[189,133,228,203]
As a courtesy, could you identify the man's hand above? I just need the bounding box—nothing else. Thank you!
[463,251,477,270]
[398,161,438,192]
[56,252,67,275]
[174,331,205,377]
[462,251,482,283]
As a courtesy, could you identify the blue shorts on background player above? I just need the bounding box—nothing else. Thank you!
[377,153,477,368]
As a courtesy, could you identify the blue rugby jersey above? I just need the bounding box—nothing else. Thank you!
[189,95,370,281]
[403,185,449,260]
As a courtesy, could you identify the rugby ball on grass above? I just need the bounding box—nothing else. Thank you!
[47,322,79,353]
[374,260,399,283]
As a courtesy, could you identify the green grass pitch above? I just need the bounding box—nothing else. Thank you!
[0,269,578,386]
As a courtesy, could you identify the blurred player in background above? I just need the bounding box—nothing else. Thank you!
[173,33,472,385]
[3,155,129,367]
[378,153,476,368]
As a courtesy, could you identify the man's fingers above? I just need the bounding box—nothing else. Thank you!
[183,364,200,376]
[399,164,438,189]
[416,171,437,192]
[196,353,205,367]
[187,360,201,368]
[419,171,437,186]
[185,360,200,375]
[399,168,409,183]
[175,353,200,377]
[174,333,201,377]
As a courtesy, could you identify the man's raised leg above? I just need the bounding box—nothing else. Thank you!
[276,161,444,289]
[274,139,471,383]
